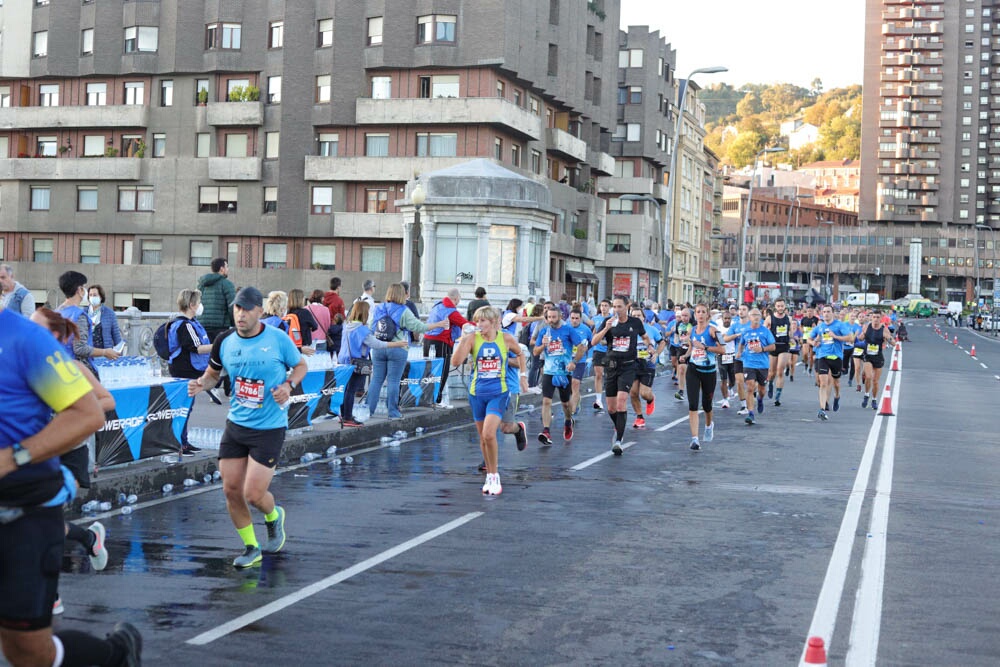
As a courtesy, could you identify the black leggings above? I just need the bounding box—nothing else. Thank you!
[686,368,716,413]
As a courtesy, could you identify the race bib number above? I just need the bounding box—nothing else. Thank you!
[853,347,864,357]
[234,376,266,409]
[547,339,565,356]
[866,343,879,355]
[637,346,649,359]
[612,336,630,352]
[691,347,707,363]
[721,353,735,364]
[821,331,833,344]
[747,339,763,353]
[802,326,813,337]
[776,324,788,337]
[476,356,501,378]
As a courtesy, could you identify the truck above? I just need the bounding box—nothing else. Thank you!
[845,292,880,306]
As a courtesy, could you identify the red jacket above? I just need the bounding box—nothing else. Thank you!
[422,297,469,346]
[323,290,345,319]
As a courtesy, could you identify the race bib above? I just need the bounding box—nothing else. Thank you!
[721,353,735,364]
[691,347,707,363]
[547,339,565,356]
[866,343,879,355]
[637,347,649,359]
[747,339,763,353]
[853,347,864,357]
[612,336,630,352]
[776,324,788,337]
[234,376,266,409]
[802,326,813,337]
[821,331,833,344]
[476,356,501,378]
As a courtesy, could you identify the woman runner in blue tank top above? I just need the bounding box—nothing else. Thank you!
[682,304,726,451]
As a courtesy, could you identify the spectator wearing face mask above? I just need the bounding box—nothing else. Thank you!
[86,284,123,354]
[167,288,214,456]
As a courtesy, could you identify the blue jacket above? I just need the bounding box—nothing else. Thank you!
[90,305,122,348]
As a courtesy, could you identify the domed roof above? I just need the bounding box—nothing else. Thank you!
[416,158,551,209]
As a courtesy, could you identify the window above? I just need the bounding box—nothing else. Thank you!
[511,144,521,167]
[494,137,503,161]
[316,75,331,102]
[263,243,287,269]
[487,225,517,286]
[618,49,643,68]
[195,79,209,104]
[607,198,632,215]
[225,134,248,158]
[36,136,57,157]
[366,189,388,213]
[80,240,101,264]
[33,31,47,57]
[531,149,542,174]
[269,21,283,48]
[549,0,560,24]
[626,124,641,141]
[226,78,250,100]
[607,233,631,253]
[267,76,281,103]
[77,187,98,211]
[198,186,238,213]
[0,86,9,107]
[311,187,333,214]
[196,133,210,158]
[435,224,476,283]
[190,241,213,266]
[119,186,154,212]
[81,28,93,55]
[311,244,336,270]
[121,240,133,265]
[419,75,459,99]
[82,135,104,156]
[124,81,144,105]
[318,18,333,47]
[360,246,386,272]
[371,76,391,99]
[113,291,150,310]
[496,80,505,98]
[547,44,558,76]
[30,187,50,211]
[367,17,383,45]
[150,133,165,157]
[417,14,456,44]
[33,239,53,263]
[530,97,540,115]
[140,240,161,265]
[318,132,339,156]
[265,132,279,159]
[416,132,457,157]
[84,82,105,106]
[629,86,642,104]
[160,79,173,106]
[124,26,158,53]
[39,84,58,106]
[0,238,3,261]
[263,186,277,213]
[206,23,241,50]
[365,133,389,156]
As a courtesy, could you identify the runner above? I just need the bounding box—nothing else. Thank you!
[717,310,736,409]
[0,308,142,666]
[799,306,819,375]
[764,297,792,406]
[736,308,776,426]
[451,307,520,495]
[807,304,855,421]
[850,311,866,392]
[861,310,894,410]
[628,305,665,429]
[590,299,612,411]
[787,315,802,384]
[532,306,587,445]
[666,307,692,401]
[188,286,307,568]
[590,296,653,455]
[567,308,594,417]
[723,304,751,414]
[682,304,726,450]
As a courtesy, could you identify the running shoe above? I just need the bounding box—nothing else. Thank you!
[340,418,364,428]
[690,438,701,451]
[53,597,64,615]
[482,474,492,494]
[88,521,108,571]
[180,445,198,457]
[563,419,574,442]
[721,399,730,409]
[856,384,862,393]
[573,403,581,417]
[872,398,878,411]
[514,422,527,451]
[818,409,829,421]
[833,396,840,412]
[847,378,853,387]
[593,401,603,411]
[756,396,764,414]
[263,506,286,554]
[774,399,781,407]
[737,407,749,415]
[745,412,755,425]
[537,429,552,446]
[674,390,685,401]
[106,622,143,667]
[233,545,262,569]
[632,417,646,429]
[489,474,502,496]
[645,398,655,416]
[784,367,790,377]
[206,387,224,405]
[789,375,794,382]
[704,423,714,443]
[612,440,624,456]
[767,382,774,398]
[825,402,830,411]
[862,395,869,408]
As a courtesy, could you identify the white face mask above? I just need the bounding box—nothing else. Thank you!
[195,303,204,317]
[88,296,101,306]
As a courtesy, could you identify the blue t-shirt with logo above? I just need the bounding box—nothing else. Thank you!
[809,320,852,358]
[738,324,776,370]
[537,323,585,376]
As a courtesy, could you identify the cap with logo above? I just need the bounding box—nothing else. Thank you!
[231,286,264,310]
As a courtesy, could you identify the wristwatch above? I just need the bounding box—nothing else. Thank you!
[286,379,297,390]
[12,443,31,468]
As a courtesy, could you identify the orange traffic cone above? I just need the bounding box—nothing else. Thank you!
[953,336,958,345]
[895,341,901,352]
[878,384,894,416]
[803,636,828,666]
[891,354,900,372]
[971,344,977,357]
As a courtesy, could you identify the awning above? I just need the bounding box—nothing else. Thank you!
[566,270,599,283]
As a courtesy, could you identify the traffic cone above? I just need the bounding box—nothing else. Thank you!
[891,353,900,372]
[895,341,901,352]
[878,384,894,416]
[971,344,976,357]
[953,336,958,345]
[803,636,828,666]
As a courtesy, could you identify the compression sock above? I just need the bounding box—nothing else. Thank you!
[607,410,618,428]
[614,412,627,441]
[775,388,783,400]
[56,631,118,667]
[66,522,96,552]
[237,524,258,548]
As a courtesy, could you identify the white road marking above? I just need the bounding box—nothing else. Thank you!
[187,512,484,646]
[571,441,637,470]
[980,362,988,369]
[656,415,691,432]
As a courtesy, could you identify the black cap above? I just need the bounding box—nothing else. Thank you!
[231,286,264,310]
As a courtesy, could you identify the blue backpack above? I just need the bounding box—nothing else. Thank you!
[372,303,405,342]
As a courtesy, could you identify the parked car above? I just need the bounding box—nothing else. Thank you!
[879,299,896,306]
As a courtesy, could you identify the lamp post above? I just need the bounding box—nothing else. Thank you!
[818,219,834,300]
[620,193,662,301]
[409,182,426,302]
[738,146,786,300]
[710,229,738,303]
[662,65,727,304]
[975,223,998,335]
[780,193,813,299]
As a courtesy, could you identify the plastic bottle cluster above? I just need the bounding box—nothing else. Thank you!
[305,353,336,372]
[93,356,159,386]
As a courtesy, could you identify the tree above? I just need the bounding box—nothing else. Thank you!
[811,77,824,97]
[728,131,764,168]
[736,91,763,117]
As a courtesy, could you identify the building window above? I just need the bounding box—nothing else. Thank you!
[33,31,47,57]
[81,135,104,156]
[113,291,150,310]
[629,86,642,104]
[226,242,238,267]
[416,132,457,157]
[496,80,505,98]
[33,239,53,263]
[196,133,210,158]
[121,240,133,265]
[77,187,98,211]
[39,84,58,107]
[0,86,10,107]
[549,0,560,25]
[124,81,144,105]
[140,240,161,265]
[269,21,283,49]
[548,44,558,76]
[198,186,238,213]
[419,74,459,99]
[225,134,248,158]
[318,132,339,156]
[360,246,386,272]
[311,244,336,270]
[119,186,154,212]
[531,149,542,174]
[435,223,476,284]
[30,186,50,211]
[487,225,517,286]
[160,79,173,106]
[316,75,331,102]
[494,137,503,161]
[366,189,389,213]
[36,136,57,157]
[195,79,209,104]
[618,49,643,68]
[417,14,456,44]
[607,198,632,215]
[367,17,383,45]
[371,76,391,99]
[124,26,158,53]
[263,243,287,269]
[190,241,213,266]
[80,239,101,264]
[86,82,106,106]
[267,76,281,103]
[206,23,241,50]
[318,18,333,47]
[511,144,521,167]
[0,238,4,261]
[626,124,641,141]
[607,233,631,253]
[81,28,93,55]
[265,132,279,159]
[263,186,277,214]
[365,133,389,156]
[152,133,165,157]
[226,78,250,101]
[530,98,540,115]
[311,187,333,214]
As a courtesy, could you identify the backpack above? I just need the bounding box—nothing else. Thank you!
[518,321,532,346]
[154,318,178,360]
[373,303,403,342]
[282,312,303,347]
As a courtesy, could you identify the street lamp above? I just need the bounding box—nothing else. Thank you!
[409,182,426,302]
[780,194,813,299]
[818,219,834,300]
[738,146,786,301]
[662,65,727,304]
[975,223,998,335]
[620,193,661,300]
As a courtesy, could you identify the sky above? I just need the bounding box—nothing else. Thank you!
[618,0,865,91]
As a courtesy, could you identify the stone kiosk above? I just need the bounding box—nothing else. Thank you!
[398,159,557,306]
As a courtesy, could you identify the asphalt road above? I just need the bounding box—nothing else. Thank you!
[37,323,1000,665]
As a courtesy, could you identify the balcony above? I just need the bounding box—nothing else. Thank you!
[355,97,542,141]
[323,212,404,239]
[206,102,263,126]
[0,157,141,180]
[0,105,149,130]
[304,155,470,181]
[587,150,615,176]
[208,157,262,180]
[598,176,655,196]
[545,127,587,163]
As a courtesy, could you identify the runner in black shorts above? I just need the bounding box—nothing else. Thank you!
[765,297,792,405]
[717,310,737,409]
[861,310,893,410]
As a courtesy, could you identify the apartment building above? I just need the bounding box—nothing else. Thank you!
[0,0,620,310]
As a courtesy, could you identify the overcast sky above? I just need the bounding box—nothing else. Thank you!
[618,0,865,90]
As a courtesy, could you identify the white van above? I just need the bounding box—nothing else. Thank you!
[845,293,880,306]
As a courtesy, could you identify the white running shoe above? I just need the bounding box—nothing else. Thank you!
[612,440,623,456]
[704,423,714,443]
[737,407,749,415]
[489,474,502,496]
[482,474,492,494]
[721,399,730,409]
[88,522,108,571]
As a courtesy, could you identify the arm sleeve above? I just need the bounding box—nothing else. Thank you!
[178,322,200,351]
[25,336,94,413]
[448,310,469,327]
[399,308,431,334]
[363,333,393,349]
[20,292,35,318]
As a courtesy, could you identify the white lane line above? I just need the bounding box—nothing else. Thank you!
[847,382,899,665]
[187,511,484,646]
[981,362,989,369]
[571,441,637,470]
[656,415,691,432]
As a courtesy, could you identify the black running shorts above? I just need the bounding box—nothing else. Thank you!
[815,356,843,378]
[864,353,885,369]
[743,367,768,385]
[60,445,90,489]
[219,420,287,468]
[591,351,607,367]
[0,506,63,631]
[541,374,572,403]
[604,360,636,397]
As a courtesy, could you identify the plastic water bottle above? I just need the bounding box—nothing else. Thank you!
[300,452,319,463]
[415,426,425,433]
[121,506,133,515]
[389,439,401,448]
[212,470,222,481]
[82,500,99,513]
[203,474,213,484]
[160,454,179,464]
[429,346,436,359]
[355,404,370,422]
[330,458,341,466]
[183,478,198,487]
[117,492,127,505]
[394,430,407,439]
[326,445,338,457]
[162,484,174,494]
[126,494,138,505]
[344,456,354,463]
[99,501,112,511]
[380,436,392,444]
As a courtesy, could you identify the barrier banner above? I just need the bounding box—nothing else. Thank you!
[96,381,193,466]
[398,358,443,408]
[287,366,353,429]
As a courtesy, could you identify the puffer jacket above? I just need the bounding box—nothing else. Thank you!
[196,272,236,330]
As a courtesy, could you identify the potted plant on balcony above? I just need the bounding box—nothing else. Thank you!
[105,146,119,157]
[573,228,588,240]
[58,144,70,156]
[243,85,260,101]
[134,140,146,158]
[198,88,209,106]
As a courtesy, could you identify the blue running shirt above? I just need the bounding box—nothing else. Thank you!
[537,323,584,376]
